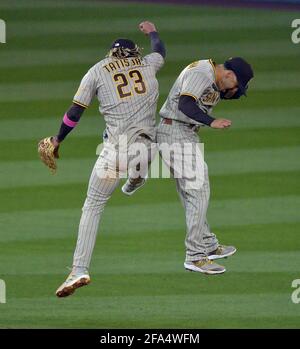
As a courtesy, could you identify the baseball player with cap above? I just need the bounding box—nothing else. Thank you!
[38,21,165,297]
[128,57,254,275]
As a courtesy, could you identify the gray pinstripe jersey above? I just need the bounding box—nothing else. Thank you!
[159,59,220,126]
[73,52,164,143]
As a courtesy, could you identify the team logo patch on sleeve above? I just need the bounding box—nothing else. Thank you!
[200,88,220,106]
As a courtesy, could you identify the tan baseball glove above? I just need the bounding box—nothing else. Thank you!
[38,137,60,174]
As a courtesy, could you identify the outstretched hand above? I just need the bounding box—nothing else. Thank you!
[139,21,157,35]
[210,119,232,129]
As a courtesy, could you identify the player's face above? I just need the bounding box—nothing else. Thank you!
[219,70,239,98]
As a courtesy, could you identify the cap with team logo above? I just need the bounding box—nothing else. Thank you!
[224,57,254,95]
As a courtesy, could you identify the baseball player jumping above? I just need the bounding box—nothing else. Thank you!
[38,21,165,297]
[129,57,254,275]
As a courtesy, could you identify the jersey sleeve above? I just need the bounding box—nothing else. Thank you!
[73,69,97,108]
[143,52,164,73]
[181,69,212,100]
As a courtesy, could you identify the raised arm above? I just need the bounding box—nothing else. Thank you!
[139,21,166,58]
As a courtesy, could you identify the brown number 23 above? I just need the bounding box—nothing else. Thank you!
[113,70,146,98]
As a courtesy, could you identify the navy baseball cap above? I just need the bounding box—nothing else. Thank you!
[224,57,254,95]
[110,38,136,50]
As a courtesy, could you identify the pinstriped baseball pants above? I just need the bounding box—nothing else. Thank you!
[157,120,219,262]
[72,135,153,269]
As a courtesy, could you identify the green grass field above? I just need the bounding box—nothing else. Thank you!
[1,0,300,328]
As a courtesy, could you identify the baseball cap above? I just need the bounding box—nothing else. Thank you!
[224,57,254,95]
[110,38,136,50]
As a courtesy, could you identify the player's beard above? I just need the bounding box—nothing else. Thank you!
[220,88,243,100]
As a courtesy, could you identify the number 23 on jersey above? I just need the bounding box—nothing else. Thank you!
[113,69,147,99]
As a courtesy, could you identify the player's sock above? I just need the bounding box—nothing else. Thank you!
[72,266,89,275]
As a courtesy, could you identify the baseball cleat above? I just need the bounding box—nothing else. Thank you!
[122,176,147,196]
[184,258,226,275]
[208,245,237,260]
[56,272,91,298]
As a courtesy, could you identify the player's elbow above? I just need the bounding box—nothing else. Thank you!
[178,95,193,114]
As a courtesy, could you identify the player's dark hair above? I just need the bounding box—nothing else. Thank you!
[107,46,142,59]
